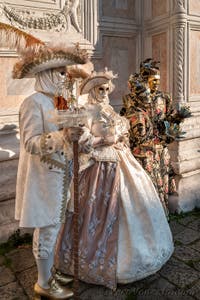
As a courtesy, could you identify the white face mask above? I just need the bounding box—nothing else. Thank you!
[94,83,110,103]
[34,68,67,96]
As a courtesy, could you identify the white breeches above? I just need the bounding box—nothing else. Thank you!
[33,224,61,259]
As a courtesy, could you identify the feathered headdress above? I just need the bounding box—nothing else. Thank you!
[0,22,45,52]
[0,22,90,79]
[140,58,160,80]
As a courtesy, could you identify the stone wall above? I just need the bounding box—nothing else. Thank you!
[0,109,20,241]
[93,0,141,111]
[0,52,33,240]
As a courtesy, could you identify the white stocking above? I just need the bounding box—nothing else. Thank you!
[35,251,54,289]
[32,224,61,289]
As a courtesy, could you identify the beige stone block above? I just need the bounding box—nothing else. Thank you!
[152,0,167,18]
[98,36,136,107]
[102,0,135,19]
[0,109,19,126]
[188,101,200,114]
[169,172,200,212]
[178,157,200,174]
[189,0,200,14]
[169,137,200,164]
[179,115,200,139]
[0,57,30,109]
[152,32,168,92]
[190,30,200,95]
[0,159,18,202]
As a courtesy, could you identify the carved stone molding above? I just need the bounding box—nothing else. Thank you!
[0,0,82,32]
[173,23,185,104]
[174,25,184,102]
[0,0,65,10]
[0,0,98,55]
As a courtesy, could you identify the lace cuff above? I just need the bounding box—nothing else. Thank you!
[40,131,64,155]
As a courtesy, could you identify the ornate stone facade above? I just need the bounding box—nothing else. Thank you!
[0,0,200,241]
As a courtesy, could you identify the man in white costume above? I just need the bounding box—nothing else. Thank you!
[12,35,92,298]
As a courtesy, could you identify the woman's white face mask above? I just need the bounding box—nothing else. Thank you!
[94,83,110,103]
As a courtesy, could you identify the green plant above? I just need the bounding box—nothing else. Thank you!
[0,229,32,255]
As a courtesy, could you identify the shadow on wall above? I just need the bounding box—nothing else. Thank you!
[0,124,20,160]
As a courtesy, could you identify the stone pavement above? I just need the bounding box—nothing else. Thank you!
[0,211,200,300]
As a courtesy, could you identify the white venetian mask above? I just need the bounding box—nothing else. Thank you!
[94,83,110,103]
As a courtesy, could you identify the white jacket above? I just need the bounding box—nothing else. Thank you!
[15,92,70,228]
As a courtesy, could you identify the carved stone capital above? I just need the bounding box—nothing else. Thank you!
[174,0,186,13]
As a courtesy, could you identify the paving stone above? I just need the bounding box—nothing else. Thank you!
[187,279,200,300]
[80,276,151,300]
[134,277,176,300]
[159,257,200,288]
[141,277,196,300]
[173,245,200,262]
[0,265,15,286]
[80,286,130,300]
[169,220,185,235]
[0,222,20,243]
[16,265,37,299]
[148,276,176,290]
[178,215,198,226]
[79,281,152,300]
[1,213,200,300]
[149,277,198,299]
[6,247,35,273]
[78,281,95,294]
[174,228,200,245]
[0,255,5,266]
[190,240,200,253]
[135,273,161,288]
[188,218,200,232]
[0,281,28,300]
[136,288,194,300]
[193,262,200,272]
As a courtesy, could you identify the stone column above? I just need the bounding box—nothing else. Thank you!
[172,0,187,106]
[168,0,200,212]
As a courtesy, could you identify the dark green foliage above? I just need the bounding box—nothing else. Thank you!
[0,229,32,255]
[169,207,200,222]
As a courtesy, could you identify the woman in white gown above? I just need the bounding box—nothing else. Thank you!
[54,70,174,290]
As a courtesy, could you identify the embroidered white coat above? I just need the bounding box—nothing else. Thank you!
[15,92,69,228]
